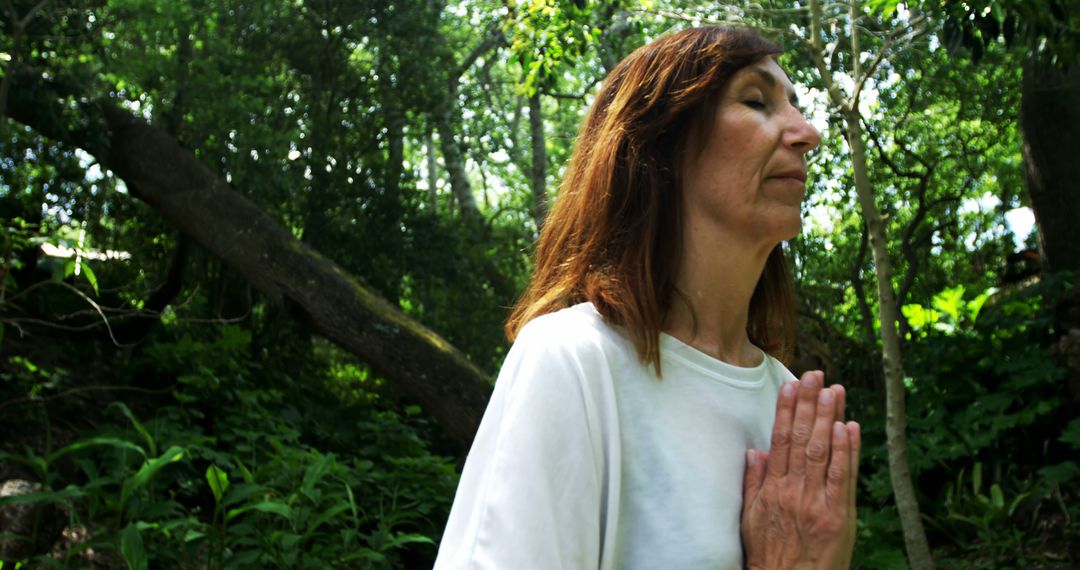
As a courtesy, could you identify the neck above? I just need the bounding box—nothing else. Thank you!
[665,224,775,367]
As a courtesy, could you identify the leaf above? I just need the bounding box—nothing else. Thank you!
[281,532,303,550]
[205,464,229,505]
[300,452,334,500]
[226,500,294,523]
[901,303,941,330]
[932,285,965,323]
[109,402,156,456]
[121,446,185,504]
[967,289,994,322]
[183,529,206,543]
[222,483,268,507]
[236,460,255,484]
[46,436,147,466]
[1060,417,1080,448]
[0,451,48,480]
[1007,492,1031,517]
[304,502,350,538]
[81,262,99,295]
[990,484,1004,510]
[384,532,435,549]
[1039,461,1080,486]
[342,549,387,562]
[0,485,86,507]
[120,523,148,570]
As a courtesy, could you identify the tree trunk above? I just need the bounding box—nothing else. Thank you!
[529,89,547,228]
[845,108,932,570]
[807,1,933,566]
[426,125,438,210]
[1021,60,1080,274]
[435,110,480,219]
[7,67,492,451]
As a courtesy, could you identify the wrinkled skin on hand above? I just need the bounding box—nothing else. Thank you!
[740,371,861,570]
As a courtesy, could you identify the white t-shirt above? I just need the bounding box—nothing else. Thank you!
[435,302,792,569]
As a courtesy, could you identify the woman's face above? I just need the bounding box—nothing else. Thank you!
[679,58,820,250]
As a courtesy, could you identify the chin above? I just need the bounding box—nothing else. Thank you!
[771,217,803,243]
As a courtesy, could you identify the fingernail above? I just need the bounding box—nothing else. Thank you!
[819,389,833,405]
[833,422,844,438]
[802,373,818,389]
[782,383,796,397]
[746,450,756,467]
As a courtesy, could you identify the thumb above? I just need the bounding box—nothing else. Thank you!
[743,449,767,500]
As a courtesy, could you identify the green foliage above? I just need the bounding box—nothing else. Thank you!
[1,311,456,567]
[936,0,1080,65]
[853,274,1079,566]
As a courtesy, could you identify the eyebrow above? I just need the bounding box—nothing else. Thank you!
[749,67,801,108]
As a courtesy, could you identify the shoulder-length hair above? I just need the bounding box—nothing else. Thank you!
[506,26,797,369]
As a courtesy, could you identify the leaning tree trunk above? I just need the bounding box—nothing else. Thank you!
[1021,60,1080,274]
[7,66,492,451]
[807,1,933,567]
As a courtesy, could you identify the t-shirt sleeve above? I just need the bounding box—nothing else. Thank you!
[434,319,604,570]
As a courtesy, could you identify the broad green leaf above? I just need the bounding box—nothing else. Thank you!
[932,286,965,323]
[990,484,1004,510]
[121,446,185,504]
[1039,461,1080,486]
[901,303,941,330]
[281,532,303,550]
[183,529,206,543]
[236,461,255,484]
[81,262,99,295]
[1061,417,1080,448]
[205,464,229,505]
[119,523,148,570]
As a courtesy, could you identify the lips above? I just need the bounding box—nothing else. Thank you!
[770,169,807,183]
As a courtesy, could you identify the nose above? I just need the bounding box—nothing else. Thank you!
[783,106,821,155]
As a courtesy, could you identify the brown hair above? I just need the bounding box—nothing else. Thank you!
[506,26,797,369]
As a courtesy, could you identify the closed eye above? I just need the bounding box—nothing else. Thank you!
[743,100,766,110]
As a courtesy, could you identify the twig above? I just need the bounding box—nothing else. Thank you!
[0,383,178,414]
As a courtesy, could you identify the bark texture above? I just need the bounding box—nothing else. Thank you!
[7,67,492,451]
[1021,61,1080,274]
[529,89,548,227]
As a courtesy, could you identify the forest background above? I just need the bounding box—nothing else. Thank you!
[1,0,1078,568]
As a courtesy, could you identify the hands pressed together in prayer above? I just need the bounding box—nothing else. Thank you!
[741,371,861,570]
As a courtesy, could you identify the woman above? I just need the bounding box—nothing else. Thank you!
[435,26,860,569]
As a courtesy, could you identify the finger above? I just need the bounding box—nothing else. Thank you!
[766,381,798,478]
[847,421,862,512]
[787,370,823,477]
[831,383,846,423]
[805,386,837,492]
[825,421,850,508]
[743,449,767,502]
